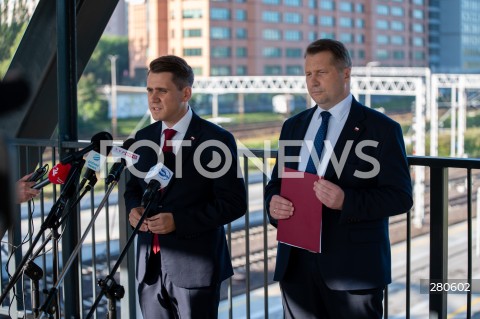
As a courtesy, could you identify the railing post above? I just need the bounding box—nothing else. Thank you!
[429,166,448,319]
[119,171,138,318]
[477,187,480,257]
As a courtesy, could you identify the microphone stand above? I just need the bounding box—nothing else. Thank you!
[58,175,97,227]
[24,232,57,316]
[38,178,115,318]
[39,171,98,317]
[23,261,43,318]
[0,159,84,314]
[69,175,97,208]
[86,182,161,319]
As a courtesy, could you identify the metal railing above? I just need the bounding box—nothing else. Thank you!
[406,156,480,319]
[1,140,479,318]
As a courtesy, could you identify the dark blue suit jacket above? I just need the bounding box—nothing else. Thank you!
[265,97,413,290]
[124,113,247,288]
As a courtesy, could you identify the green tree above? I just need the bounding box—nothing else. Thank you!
[78,35,129,134]
[78,73,107,122]
[83,35,129,85]
[0,0,30,77]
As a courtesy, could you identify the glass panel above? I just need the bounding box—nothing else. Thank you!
[0,0,40,77]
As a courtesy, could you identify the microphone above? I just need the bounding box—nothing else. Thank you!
[77,133,115,191]
[142,154,175,206]
[78,169,97,191]
[144,153,175,189]
[105,138,137,186]
[60,131,113,165]
[78,151,106,191]
[27,164,49,182]
[32,163,72,190]
[141,180,161,207]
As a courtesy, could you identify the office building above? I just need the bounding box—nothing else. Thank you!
[128,0,429,77]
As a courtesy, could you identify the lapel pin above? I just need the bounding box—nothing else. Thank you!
[354,127,360,132]
[190,136,196,141]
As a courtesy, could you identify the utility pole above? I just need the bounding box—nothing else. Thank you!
[365,61,380,107]
[109,54,118,138]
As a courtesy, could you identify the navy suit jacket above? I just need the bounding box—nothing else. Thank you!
[265,97,413,290]
[124,113,247,288]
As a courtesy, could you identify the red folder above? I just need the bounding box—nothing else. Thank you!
[277,167,322,253]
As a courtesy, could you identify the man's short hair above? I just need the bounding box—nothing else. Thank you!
[148,55,194,90]
[304,39,352,69]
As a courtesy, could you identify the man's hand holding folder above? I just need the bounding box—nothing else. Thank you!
[277,167,323,253]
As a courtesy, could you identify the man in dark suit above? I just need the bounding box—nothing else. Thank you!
[265,39,413,318]
[124,55,247,318]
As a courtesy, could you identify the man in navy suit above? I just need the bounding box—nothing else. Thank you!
[265,39,413,318]
[124,55,246,318]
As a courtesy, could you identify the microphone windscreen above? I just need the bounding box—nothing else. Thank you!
[122,138,136,150]
[91,131,113,153]
[48,163,72,184]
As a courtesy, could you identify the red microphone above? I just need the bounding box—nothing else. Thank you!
[32,163,72,189]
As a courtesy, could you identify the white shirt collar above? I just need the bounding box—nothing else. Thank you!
[315,94,352,122]
[161,106,193,135]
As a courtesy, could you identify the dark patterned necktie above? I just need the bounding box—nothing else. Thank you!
[305,111,331,174]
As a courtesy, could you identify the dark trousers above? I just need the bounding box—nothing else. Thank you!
[138,253,221,319]
[280,248,384,319]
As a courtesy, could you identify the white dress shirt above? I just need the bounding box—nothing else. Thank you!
[160,106,193,155]
[298,94,352,176]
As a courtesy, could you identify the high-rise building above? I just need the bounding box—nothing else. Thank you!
[128,0,429,77]
[428,0,441,71]
[429,0,480,72]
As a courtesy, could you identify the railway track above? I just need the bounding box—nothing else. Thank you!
[224,121,283,139]
[222,111,412,140]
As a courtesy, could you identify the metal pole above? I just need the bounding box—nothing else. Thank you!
[238,92,245,115]
[457,77,466,157]
[365,68,371,107]
[430,77,439,156]
[413,79,425,228]
[429,167,448,319]
[39,182,117,319]
[365,61,380,107]
[212,93,219,118]
[118,172,137,319]
[450,86,457,157]
[56,0,81,316]
[477,187,479,257]
[109,55,118,138]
